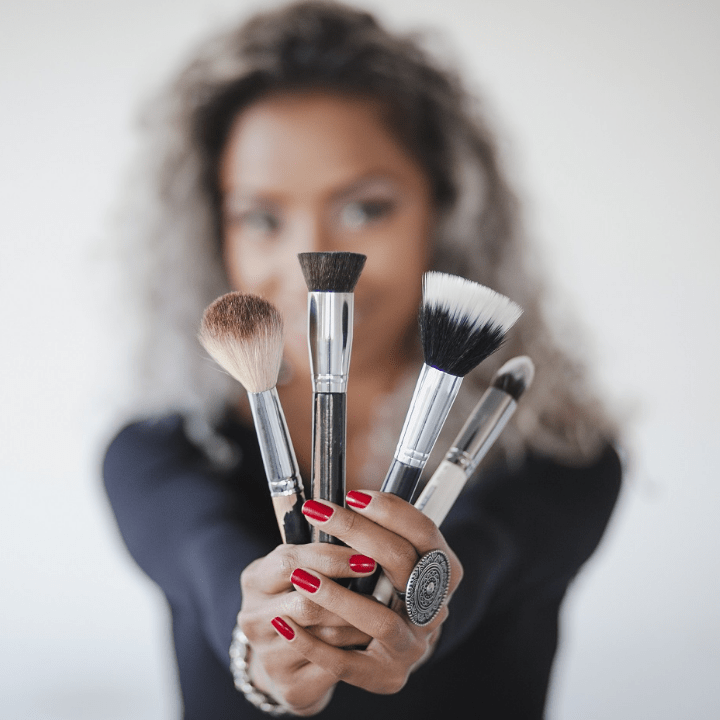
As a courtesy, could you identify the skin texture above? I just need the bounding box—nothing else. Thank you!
[238,493,463,715]
[219,90,434,489]
[219,90,462,714]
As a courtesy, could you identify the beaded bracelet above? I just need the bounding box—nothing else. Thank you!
[229,619,290,716]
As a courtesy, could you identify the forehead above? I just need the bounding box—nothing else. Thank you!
[219,90,427,195]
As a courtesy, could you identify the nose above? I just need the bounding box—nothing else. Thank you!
[291,209,333,254]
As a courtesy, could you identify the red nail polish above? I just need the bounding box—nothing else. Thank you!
[291,568,321,593]
[346,491,372,509]
[302,499,334,522]
[271,616,295,640]
[349,554,376,573]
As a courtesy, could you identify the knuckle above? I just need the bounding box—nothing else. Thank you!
[332,507,360,536]
[388,542,419,578]
[239,558,263,591]
[325,656,352,683]
[372,610,408,649]
[374,668,409,695]
[291,595,325,625]
[276,547,301,577]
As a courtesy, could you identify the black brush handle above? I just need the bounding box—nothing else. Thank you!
[348,460,422,595]
[271,494,312,545]
[312,392,346,544]
[378,459,423,501]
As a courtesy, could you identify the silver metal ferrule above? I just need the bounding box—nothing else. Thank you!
[248,388,303,497]
[446,386,516,477]
[394,365,463,468]
[307,292,354,393]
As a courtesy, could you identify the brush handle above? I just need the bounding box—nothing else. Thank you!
[270,494,311,545]
[356,385,520,602]
[349,366,461,596]
[379,459,423,501]
[311,392,346,544]
[248,389,311,545]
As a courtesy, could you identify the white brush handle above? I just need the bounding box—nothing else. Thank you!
[413,461,468,525]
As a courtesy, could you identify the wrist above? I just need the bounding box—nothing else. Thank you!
[229,618,291,716]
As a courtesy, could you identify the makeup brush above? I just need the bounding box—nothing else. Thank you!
[414,354,534,523]
[351,271,522,596]
[370,356,535,607]
[199,292,310,546]
[381,271,522,502]
[298,251,367,544]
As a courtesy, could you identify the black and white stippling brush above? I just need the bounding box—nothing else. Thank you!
[380,271,522,502]
[298,251,367,544]
[199,292,310,546]
[352,271,522,596]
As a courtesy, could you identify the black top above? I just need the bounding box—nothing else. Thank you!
[103,413,621,719]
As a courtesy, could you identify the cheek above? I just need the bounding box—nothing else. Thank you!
[222,232,278,294]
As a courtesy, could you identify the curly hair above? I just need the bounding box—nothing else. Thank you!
[110,0,617,465]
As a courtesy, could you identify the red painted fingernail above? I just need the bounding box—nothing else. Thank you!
[291,568,321,593]
[349,554,376,574]
[271,616,295,640]
[302,499,334,522]
[346,491,372,509]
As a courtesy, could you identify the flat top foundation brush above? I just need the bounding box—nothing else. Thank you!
[351,271,522,597]
[199,292,310,546]
[298,251,366,544]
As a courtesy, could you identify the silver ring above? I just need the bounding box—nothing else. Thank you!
[404,549,450,626]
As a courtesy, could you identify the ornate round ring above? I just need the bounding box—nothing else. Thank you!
[404,549,451,627]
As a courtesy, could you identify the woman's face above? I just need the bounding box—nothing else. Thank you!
[219,90,434,382]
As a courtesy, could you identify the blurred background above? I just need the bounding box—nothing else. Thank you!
[1,0,718,717]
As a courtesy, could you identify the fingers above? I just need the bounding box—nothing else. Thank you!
[301,495,463,596]
[271,570,427,694]
[240,542,378,595]
[288,568,411,645]
[270,615,414,695]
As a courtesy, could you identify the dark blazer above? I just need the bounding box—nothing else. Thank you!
[103,413,621,719]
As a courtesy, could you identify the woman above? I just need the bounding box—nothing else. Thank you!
[103,1,622,717]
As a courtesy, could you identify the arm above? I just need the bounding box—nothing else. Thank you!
[102,415,272,668]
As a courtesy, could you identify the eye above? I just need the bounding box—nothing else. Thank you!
[240,208,281,234]
[338,199,395,231]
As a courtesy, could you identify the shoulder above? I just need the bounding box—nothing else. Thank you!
[102,414,206,485]
[458,443,623,583]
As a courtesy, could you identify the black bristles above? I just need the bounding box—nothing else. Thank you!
[491,356,535,400]
[419,272,523,377]
[297,252,367,292]
[420,306,507,376]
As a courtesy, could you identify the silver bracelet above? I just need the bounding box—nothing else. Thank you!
[229,618,290,716]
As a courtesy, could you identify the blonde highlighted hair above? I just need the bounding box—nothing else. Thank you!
[110,0,617,465]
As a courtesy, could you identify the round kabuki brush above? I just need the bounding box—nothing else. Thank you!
[199,292,310,545]
[351,271,522,596]
[298,251,367,544]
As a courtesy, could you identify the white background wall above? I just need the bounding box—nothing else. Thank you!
[1,1,718,718]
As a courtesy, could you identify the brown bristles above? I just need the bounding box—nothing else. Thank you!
[199,292,284,394]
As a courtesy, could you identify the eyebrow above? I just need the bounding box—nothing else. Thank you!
[332,174,401,201]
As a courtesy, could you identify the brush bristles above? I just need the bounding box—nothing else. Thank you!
[297,251,367,292]
[199,292,284,394]
[420,272,523,376]
[491,355,535,400]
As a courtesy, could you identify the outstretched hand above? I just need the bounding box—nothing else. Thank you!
[235,491,463,715]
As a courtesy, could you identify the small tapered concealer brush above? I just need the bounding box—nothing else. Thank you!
[351,271,522,595]
[199,292,310,545]
[415,354,535,524]
[298,251,367,544]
